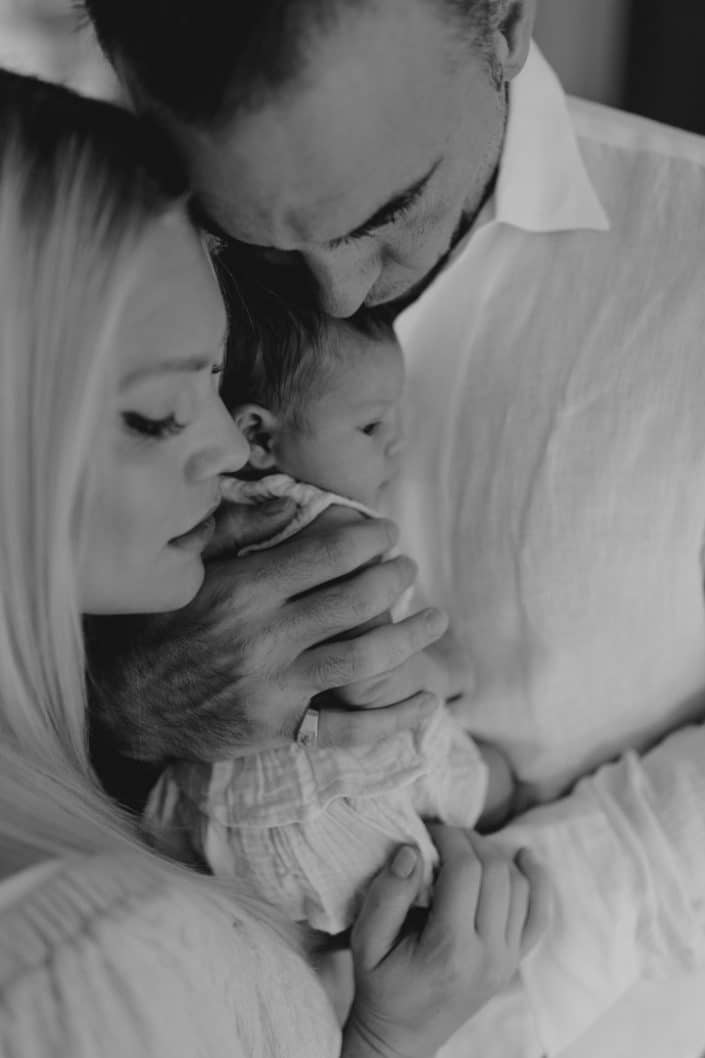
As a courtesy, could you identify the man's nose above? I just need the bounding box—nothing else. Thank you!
[303,243,382,318]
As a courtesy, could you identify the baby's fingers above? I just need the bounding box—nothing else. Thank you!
[351,846,421,972]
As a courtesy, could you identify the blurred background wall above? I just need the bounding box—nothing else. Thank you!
[535,0,705,136]
[534,0,632,108]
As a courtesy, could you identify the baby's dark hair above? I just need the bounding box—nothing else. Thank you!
[221,276,396,429]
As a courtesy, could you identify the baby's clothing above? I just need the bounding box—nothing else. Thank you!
[145,474,487,933]
[221,473,375,554]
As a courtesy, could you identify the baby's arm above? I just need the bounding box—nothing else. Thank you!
[411,710,515,833]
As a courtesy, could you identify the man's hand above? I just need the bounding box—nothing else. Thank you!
[334,645,452,713]
[87,504,447,762]
[344,828,551,1058]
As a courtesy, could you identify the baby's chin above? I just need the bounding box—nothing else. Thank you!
[364,480,392,511]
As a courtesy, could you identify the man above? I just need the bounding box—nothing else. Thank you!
[83,1,705,1055]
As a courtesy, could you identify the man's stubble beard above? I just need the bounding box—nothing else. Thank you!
[365,85,509,325]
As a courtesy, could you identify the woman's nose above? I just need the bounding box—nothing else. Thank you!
[186,396,250,481]
[303,243,382,318]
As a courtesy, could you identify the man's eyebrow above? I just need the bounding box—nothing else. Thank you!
[330,159,441,246]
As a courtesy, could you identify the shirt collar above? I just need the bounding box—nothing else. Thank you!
[493,43,610,233]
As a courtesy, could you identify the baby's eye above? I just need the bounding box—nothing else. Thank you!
[211,361,225,391]
[122,411,186,440]
[361,421,382,436]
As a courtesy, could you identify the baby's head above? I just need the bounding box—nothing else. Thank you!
[223,290,405,508]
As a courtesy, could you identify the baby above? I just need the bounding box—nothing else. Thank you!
[145,292,514,934]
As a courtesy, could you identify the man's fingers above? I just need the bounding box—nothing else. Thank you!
[316,693,440,748]
[206,496,298,558]
[351,845,421,971]
[422,825,483,945]
[285,554,418,653]
[516,849,553,957]
[264,517,399,599]
[300,607,448,690]
[337,657,428,709]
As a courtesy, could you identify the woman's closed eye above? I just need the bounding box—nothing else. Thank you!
[122,410,187,440]
[361,421,382,436]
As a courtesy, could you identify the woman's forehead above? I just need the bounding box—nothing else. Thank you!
[117,216,226,380]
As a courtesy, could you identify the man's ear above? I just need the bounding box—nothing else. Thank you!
[493,0,536,83]
[231,404,280,471]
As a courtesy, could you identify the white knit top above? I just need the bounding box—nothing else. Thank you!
[0,852,340,1058]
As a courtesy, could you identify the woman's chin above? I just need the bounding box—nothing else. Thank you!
[82,555,206,615]
[147,556,206,612]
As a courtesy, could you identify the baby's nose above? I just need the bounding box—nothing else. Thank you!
[386,421,405,458]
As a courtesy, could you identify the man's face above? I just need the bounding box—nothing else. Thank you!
[177,0,509,317]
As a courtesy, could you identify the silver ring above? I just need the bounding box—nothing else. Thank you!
[296,707,320,747]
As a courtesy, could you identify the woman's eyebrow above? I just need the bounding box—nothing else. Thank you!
[329,158,441,247]
[120,355,213,390]
[121,329,229,391]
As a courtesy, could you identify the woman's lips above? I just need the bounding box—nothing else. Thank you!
[169,505,219,551]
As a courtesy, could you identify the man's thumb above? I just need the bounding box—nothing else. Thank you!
[206,496,296,558]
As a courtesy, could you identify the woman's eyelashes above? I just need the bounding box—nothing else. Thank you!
[122,361,223,441]
[361,420,382,436]
[122,410,186,440]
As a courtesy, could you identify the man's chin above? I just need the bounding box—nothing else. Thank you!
[364,214,473,321]
[363,267,445,322]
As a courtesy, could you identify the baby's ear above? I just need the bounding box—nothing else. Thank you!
[232,404,279,471]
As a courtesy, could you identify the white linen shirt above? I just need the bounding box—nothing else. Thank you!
[393,44,705,1058]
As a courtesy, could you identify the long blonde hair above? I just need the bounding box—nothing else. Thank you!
[0,72,211,873]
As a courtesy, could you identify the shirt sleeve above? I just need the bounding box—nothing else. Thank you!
[0,860,252,1058]
[494,721,705,1055]
[0,853,341,1058]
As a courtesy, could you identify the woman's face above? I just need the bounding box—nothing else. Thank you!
[80,215,249,614]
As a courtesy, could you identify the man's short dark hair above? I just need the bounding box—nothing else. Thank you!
[81,0,498,127]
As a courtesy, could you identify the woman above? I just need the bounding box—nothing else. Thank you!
[0,70,544,1057]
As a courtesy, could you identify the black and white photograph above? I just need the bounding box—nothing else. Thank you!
[0,2,704,1056]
